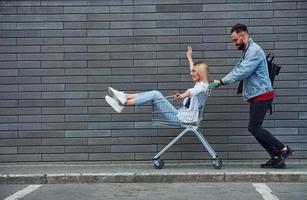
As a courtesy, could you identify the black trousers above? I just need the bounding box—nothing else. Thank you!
[248,100,285,158]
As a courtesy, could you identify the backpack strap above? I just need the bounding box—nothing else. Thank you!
[266,53,274,63]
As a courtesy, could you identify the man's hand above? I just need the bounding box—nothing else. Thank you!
[214,80,221,85]
[213,80,222,88]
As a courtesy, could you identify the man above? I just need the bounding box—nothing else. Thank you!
[211,24,293,168]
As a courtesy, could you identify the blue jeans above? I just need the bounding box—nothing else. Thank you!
[135,90,179,123]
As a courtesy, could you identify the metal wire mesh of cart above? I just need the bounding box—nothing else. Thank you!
[152,90,210,127]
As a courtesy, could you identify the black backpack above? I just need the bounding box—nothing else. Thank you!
[237,53,281,94]
[266,53,281,86]
[236,53,281,114]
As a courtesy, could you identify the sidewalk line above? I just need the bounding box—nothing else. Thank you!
[252,183,279,200]
[3,184,42,200]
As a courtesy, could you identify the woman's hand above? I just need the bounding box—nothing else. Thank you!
[186,46,193,61]
[174,90,182,100]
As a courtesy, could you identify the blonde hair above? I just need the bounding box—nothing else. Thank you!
[193,61,209,83]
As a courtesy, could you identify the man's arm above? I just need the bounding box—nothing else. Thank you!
[221,54,261,85]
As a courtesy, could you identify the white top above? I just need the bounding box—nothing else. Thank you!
[177,82,209,123]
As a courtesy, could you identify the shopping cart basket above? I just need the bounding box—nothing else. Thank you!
[152,83,222,169]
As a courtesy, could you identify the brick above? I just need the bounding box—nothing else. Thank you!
[42,107,87,115]
[111,52,156,60]
[19,115,64,123]
[0,139,41,146]
[0,131,17,139]
[17,6,64,14]
[65,130,111,138]
[64,37,109,45]
[64,22,109,29]
[19,84,64,92]
[64,6,109,13]
[4,1,40,6]
[18,146,64,154]
[17,53,63,61]
[156,5,201,12]
[89,153,134,161]
[88,122,134,130]
[65,145,110,153]
[111,21,155,29]
[0,154,41,162]
[19,130,64,138]
[65,99,104,107]
[65,83,108,91]
[0,38,16,45]
[87,14,133,21]
[64,53,110,60]
[87,76,133,84]
[111,37,154,45]
[42,138,88,145]
[41,30,86,37]
[42,61,86,69]
[0,23,16,29]
[0,46,40,53]
[42,76,87,84]
[41,45,87,53]
[111,5,155,13]
[0,6,16,14]
[0,54,16,61]
[42,154,88,161]
[0,85,18,92]
[87,29,133,37]
[65,68,111,75]
[41,1,88,6]
[274,10,307,18]
[0,116,17,123]
[88,44,134,52]
[17,22,63,29]
[19,69,64,76]
[134,28,179,36]
[0,147,17,154]
[0,100,18,108]
[42,122,87,130]
[0,69,17,76]
[111,145,156,153]
[42,92,87,99]
[203,4,249,11]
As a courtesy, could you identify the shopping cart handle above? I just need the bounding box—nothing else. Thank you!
[209,82,220,88]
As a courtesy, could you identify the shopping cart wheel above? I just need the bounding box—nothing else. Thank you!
[153,158,164,169]
[212,158,222,169]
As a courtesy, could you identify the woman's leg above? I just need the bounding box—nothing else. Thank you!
[125,93,138,106]
[131,90,179,122]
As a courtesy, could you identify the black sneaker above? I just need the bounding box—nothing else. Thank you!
[260,158,286,169]
[280,146,294,161]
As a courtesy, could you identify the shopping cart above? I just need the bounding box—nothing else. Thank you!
[152,82,222,169]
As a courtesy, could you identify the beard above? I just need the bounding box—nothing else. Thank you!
[237,42,246,50]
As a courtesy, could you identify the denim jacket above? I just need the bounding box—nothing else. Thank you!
[221,37,273,100]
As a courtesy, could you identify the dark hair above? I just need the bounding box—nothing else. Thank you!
[231,23,249,34]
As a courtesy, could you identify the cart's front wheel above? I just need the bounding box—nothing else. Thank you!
[212,158,222,169]
[153,158,164,169]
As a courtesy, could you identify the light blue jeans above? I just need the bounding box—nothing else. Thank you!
[135,90,179,123]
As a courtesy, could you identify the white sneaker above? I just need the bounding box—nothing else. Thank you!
[105,95,124,113]
[108,87,127,105]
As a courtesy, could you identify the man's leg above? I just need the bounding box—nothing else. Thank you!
[248,101,285,158]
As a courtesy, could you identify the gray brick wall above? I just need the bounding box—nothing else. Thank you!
[0,0,306,163]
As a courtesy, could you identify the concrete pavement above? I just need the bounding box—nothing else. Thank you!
[0,160,306,184]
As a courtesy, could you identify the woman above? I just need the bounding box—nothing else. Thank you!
[105,46,209,124]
